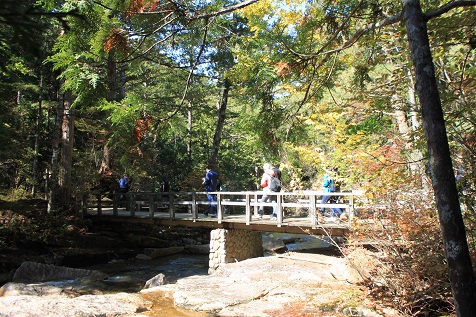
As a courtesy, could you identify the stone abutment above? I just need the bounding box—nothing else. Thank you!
[209,229,263,273]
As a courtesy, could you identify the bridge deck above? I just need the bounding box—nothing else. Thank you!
[84,190,365,236]
[87,207,351,236]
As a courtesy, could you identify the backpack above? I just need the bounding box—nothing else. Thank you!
[119,177,129,189]
[329,179,340,192]
[268,175,281,192]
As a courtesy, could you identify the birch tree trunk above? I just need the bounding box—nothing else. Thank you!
[402,1,476,315]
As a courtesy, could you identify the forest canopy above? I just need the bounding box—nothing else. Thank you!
[1,0,476,315]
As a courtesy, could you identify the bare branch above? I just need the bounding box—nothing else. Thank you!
[194,0,259,20]
[424,1,476,21]
[320,12,403,56]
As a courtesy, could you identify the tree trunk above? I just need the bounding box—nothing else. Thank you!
[31,71,43,197]
[98,143,110,174]
[47,91,63,213]
[402,1,476,315]
[209,79,230,167]
[58,90,74,208]
[106,53,117,102]
[187,100,192,163]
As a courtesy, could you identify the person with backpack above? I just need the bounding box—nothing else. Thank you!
[119,175,129,197]
[118,175,129,207]
[320,173,343,219]
[202,165,219,217]
[257,163,281,220]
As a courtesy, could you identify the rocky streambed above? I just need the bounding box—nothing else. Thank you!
[0,233,400,317]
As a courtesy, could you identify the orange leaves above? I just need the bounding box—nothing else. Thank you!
[275,61,290,77]
[134,117,152,142]
[124,0,145,19]
[103,28,129,53]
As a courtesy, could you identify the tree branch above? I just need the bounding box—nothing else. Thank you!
[424,1,476,21]
[194,0,259,20]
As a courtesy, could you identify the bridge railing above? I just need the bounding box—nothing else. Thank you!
[83,190,364,229]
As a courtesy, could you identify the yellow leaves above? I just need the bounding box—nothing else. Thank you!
[238,0,273,18]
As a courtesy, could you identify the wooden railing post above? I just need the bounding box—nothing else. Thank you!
[217,192,222,223]
[168,192,175,219]
[276,193,282,227]
[129,193,135,217]
[245,193,251,225]
[97,194,102,216]
[149,193,156,218]
[82,193,88,216]
[310,194,317,228]
[348,193,354,227]
[191,192,197,220]
[112,193,118,216]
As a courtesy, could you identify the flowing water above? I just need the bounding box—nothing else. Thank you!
[41,234,337,316]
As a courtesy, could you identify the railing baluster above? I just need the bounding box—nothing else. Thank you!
[149,193,155,218]
[217,192,222,223]
[82,193,88,217]
[310,194,316,229]
[113,193,118,216]
[97,194,102,216]
[168,192,175,219]
[192,192,197,220]
[245,193,251,225]
[129,193,135,217]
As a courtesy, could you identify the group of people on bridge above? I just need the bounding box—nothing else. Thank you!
[199,163,344,221]
[117,163,344,221]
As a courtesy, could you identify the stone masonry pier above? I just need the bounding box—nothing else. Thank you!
[209,229,263,273]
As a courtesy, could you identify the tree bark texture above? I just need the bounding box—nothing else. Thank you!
[58,90,74,207]
[209,79,230,167]
[47,91,63,213]
[402,1,476,315]
[187,100,193,163]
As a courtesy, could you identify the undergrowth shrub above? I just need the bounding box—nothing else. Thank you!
[346,189,455,316]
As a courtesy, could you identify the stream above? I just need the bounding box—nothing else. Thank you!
[32,233,339,316]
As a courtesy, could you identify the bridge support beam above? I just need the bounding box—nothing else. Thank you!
[208,229,263,273]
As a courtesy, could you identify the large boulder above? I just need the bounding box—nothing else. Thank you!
[12,261,106,283]
[142,247,184,259]
[262,235,288,254]
[184,244,210,255]
[143,273,167,289]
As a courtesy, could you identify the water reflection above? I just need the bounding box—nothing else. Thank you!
[83,253,210,293]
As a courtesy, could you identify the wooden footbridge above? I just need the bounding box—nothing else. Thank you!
[84,190,364,236]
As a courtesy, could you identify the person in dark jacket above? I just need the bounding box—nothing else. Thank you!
[202,165,219,217]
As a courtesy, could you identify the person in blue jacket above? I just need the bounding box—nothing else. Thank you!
[202,165,219,217]
[320,173,343,218]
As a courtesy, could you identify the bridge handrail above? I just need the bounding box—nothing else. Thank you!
[83,190,363,229]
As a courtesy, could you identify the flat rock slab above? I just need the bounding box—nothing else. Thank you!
[145,254,350,316]
[0,293,151,317]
